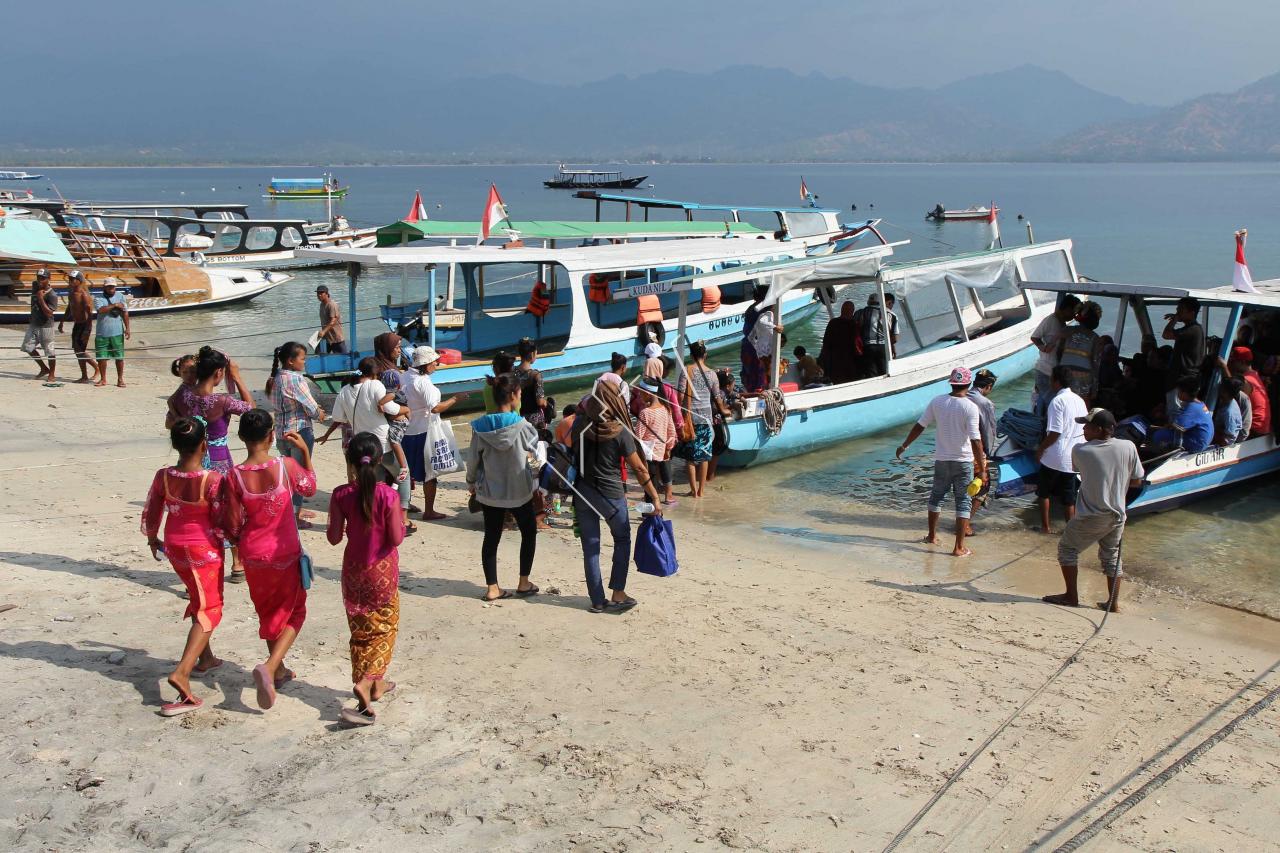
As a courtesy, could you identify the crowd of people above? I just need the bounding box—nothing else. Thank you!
[21,269,132,388]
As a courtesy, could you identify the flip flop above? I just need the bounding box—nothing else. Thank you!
[160,695,203,717]
[227,570,246,584]
[607,598,638,613]
[42,382,63,388]
[296,519,314,530]
[514,584,540,597]
[340,706,376,726]
[481,590,514,602]
[252,664,276,710]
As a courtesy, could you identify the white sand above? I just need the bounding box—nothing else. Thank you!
[1,342,1277,852]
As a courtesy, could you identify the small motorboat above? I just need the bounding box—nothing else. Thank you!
[0,171,44,181]
[927,203,998,222]
[543,166,647,190]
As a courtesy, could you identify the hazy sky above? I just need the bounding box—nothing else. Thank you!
[10,0,1277,105]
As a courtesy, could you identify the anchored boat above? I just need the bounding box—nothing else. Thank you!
[927,203,998,222]
[0,171,43,181]
[265,175,348,200]
[543,166,647,190]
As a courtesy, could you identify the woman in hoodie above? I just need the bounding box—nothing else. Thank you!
[466,373,542,602]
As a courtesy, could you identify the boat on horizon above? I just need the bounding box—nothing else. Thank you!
[0,171,43,181]
[543,166,647,190]
[265,175,348,200]
[927,203,998,222]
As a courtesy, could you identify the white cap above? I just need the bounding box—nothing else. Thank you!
[68,269,84,280]
[103,276,121,287]
[643,343,662,359]
[411,345,440,367]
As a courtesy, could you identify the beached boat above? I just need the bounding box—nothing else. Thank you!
[0,171,43,181]
[927,204,998,222]
[991,279,1280,513]
[693,239,1081,467]
[295,231,848,395]
[265,176,348,200]
[0,217,288,322]
[543,167,647,190]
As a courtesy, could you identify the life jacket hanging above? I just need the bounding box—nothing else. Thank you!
[636,294,663,325]
[526,281,551,317]
[588,273,610,304]
[701,284,721,314]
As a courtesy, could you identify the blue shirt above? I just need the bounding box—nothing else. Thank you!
[94,293,127,338]
[1214,398,1243,444]
[1174,400,1213,453]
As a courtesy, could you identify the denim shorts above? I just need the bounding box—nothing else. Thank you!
[928,460,975,519]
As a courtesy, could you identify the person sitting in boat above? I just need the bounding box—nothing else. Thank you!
[332,215,350,231]
[1144,374,1213,457]
[1214,378,1246,446]
[740,285,781,394]
[818,301,859,385]
[929,203,945,221]
[793,346,825,388]
[1057,301,1104,402]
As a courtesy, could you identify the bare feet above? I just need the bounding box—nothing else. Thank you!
[922,535,942,545]
[116,381,127,388]
[1096,600,1121,613]
[951,546,973,557]
[93,379,107,387]
[371,680,396,701]
[194,657,223,673]
[1042,593,1081,607]
[35,369,49,380]
[420,511,446,521]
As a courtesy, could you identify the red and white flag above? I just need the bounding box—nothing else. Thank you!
[800,177,809,202]
[405,190,427,223]
[1233,229,1257,293]
[479,183,509,244]
[987,202,999,223]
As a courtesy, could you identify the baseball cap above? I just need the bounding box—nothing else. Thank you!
[1075,408,1116,429]
[35,268,49,279]
[411,346,440,367]
[949,366,973,385]
[1230,345,1254,364]
[643,342,662,359]
[68,269,84,280]
[315,284,330,294]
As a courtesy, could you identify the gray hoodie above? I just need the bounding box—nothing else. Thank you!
[466,412,540,508]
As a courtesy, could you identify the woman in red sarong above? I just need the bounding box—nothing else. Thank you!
[141,417,228,717]
[224,409,317,711]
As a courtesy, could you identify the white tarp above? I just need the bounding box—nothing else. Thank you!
[885,256,1013,299]
[756,250,889,307]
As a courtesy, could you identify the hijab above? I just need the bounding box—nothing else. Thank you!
[582,378,632,442]
[372,332,403,376]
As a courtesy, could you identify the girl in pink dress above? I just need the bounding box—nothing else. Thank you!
[327,432,405,726]
[224,409,317,711]
[141,417,227,717]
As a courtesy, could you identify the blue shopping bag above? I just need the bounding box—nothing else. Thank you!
[634,515,678,577]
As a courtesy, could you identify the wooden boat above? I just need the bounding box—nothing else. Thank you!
[691,239,1081,467]
[0,171,43,181]
[0,218,288,322]
[927,204,998,222]
[543,167,647,190]
[265,176,348,200]
[991,279,1280,514]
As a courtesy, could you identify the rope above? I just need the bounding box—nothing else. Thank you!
[761,388,787,436]
[1053,677,1280,851]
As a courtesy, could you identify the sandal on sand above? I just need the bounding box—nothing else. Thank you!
[514,584,540,597]
[481,590,513,602]
[252,664,276,710]
[296,519,314,531]
[607,598,638,613]
[42,382,63,388]
[340,706,376,726]
[160,695,203,717]
[228,570,246,584]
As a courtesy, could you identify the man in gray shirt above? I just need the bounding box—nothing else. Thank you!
[1043,408,1144,613]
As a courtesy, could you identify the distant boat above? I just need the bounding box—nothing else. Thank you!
[927,203,998,222]
[265,175,348,199]
[0,171,43,181]
[543,166,647,190]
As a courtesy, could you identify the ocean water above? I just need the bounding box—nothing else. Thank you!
[18,163,1280,614]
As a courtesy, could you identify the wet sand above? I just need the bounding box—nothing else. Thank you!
[1,341,1278,851]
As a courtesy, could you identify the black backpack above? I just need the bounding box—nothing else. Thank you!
[539,441,578,496]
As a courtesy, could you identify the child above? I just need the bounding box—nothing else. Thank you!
[794,345,825,387]
[327,432,406,726]
[164,354,197,430]
[717,368,745,417]
[553,403,577,446]
[224,409,317,711]
[636,377,678,505]
[141,417,227,717]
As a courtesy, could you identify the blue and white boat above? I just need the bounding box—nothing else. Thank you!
[701,239,1081,467]
[0,171,43,181]
[992,279,1280,513]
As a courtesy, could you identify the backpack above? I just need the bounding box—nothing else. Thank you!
[538,441,578,496]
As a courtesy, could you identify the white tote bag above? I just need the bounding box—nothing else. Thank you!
[428,416,462,475]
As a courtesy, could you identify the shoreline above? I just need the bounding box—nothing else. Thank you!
[11,159,1280,169]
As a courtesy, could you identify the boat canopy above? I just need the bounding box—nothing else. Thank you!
[375,218,765,246]
[574,191,839,216]
[1019,278,1280,309]
[0,218,77,264]
[269,178,328,189]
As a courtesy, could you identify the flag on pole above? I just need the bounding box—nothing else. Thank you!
[986,201,998,223]
[405,190,428,223]
[479,183,509,244]
[1233,229,1257,293]
[800,177,809,202]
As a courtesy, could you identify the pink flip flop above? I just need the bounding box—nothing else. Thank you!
[160,695,203,717]
[252,664,276,710]
[340,706,376,726]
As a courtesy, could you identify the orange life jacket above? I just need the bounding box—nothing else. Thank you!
[588,273,610,304]
[636,294,663,325]
[701,284,721,314]
[526,281,551,318]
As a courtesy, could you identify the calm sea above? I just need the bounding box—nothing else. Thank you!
[20,163,1280,615]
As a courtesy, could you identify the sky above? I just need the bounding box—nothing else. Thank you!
[8,0,1278,106]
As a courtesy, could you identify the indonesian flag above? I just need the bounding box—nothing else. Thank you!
[800,177,809,202]
[1233,229,1257,293]
[478,183,509,244]
[405,190,427,223]
[987,201,998,223]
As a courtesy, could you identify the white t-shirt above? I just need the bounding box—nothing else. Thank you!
[1032,314,1066,375]
[402,370,441,436]
[918,394,981,462]
[1042,387,1087,473]
[331,379,400,451]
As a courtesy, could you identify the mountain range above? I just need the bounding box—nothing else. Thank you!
[3,64,1276,164]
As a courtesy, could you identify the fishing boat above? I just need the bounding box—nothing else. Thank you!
[927,204,998,222]
[296,232,847,395]
[544,167,647,190]
[690,238,1081,467]
[0,171,43,181]
[991,279,1280,513]
[265,175,348,200]
[0,217,288,322]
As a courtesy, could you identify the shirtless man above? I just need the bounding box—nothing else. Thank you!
[57,271,99,383]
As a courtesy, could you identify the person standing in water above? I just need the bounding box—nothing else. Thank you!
[896,367,986,557]
[141,417,227,717]
[327,432,406,726]
[223,409,316,711]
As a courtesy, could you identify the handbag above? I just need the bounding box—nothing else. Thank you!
[677,377,695,443]
[298,552,313,590]
[428,415,462,474]
[634,515,678,577]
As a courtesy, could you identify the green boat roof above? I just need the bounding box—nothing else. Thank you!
[376,218,765,246]
[0,218,76,265]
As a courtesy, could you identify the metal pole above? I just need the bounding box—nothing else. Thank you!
[1204,304,1242,414]
[1025,221,1035,245]
[428,265,438,349]
[347,262,359,364]
[943,275,970,343]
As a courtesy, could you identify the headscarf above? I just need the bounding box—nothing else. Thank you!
[372,332,403,376]
[583,378,632,442]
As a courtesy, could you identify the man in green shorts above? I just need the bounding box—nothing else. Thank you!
[93,277,131,387]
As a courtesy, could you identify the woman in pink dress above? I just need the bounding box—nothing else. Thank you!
[140,417,227,717]
[224,409,317,711]
[327,431,405,726]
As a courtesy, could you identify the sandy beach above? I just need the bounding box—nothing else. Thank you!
[1,344,1278,852]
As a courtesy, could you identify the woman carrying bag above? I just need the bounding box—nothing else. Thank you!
[465,373,542,602]
[402,346,465,520]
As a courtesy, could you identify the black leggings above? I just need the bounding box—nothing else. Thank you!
[480,499,537,586]
[648,459,672,489]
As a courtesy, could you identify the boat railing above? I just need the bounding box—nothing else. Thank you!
[56,225,164,271]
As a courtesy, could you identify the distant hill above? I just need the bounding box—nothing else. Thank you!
[1047,72,1280,161]
[0,64,1173,164]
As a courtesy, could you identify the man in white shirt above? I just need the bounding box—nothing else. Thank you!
[1029,295,1081,412]
[896,366,987,557]
[1034,365,1087,533]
